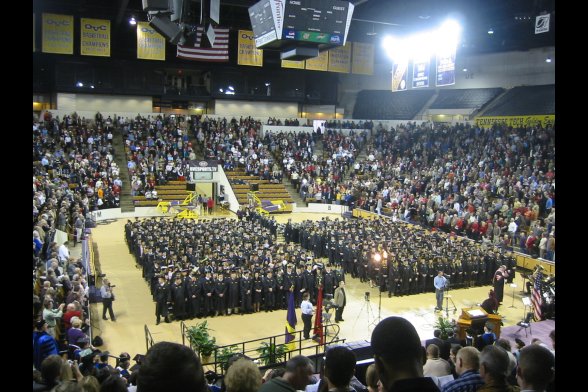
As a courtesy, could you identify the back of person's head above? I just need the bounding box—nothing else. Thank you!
[284,355,313,391]
[52,381,83,392]
[41,355,63,385]
[516,344,555,390]
[324,346,356,388]
[433,329,441,338]
[371,317,423,389]
[455,347,480,375]
[479,345,509,381]
[137,342,206,392]
[100,375,128,392]
[495,338,512,352]
[80,375,101,392]
[426,344,439,359]
[365,364,379,391]
[224,358,261,392]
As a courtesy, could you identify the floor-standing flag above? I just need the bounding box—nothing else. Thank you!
[313,287,324,344]
[532,270,543,320]
[177,26,229,62]
[285,291,297,351]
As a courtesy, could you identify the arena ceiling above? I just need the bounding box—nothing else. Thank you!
[34,0,555,54]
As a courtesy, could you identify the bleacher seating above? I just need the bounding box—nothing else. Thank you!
[352,90,435,120]
[429,88,504,109]
[225,168,295,206]
[482,84,555,116]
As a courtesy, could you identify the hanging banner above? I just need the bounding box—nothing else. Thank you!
[281,59,305,69]
[475,115,555,129]
[80,18,110,57]
[327,42,351,73]
[436,48,456,87]
[42,13,74,54]
[137,22,165,61]
[351,42,374,75]
[305,50,328,71]
[391,60,408,92]
[237,30,263,67]
[412,56,430,88]
[535,14,550,34]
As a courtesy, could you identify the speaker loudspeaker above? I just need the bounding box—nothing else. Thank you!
[149,16,184,44]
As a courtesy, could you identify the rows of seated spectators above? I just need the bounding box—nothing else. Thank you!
[122,115,196,198]
[266,117,312,126]
[322,119,375,130]
[197,116,280,181]
[339,121,555,260]
[34,113,122,212]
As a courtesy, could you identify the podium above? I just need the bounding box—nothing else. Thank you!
[456,306,502,340]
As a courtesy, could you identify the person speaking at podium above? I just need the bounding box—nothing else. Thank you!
[434,270,447,311]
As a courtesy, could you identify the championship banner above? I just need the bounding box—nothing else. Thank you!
[42,13,74,54]
[475,115,555,129]
[305,50,328,71]
[412,56,430,88]
[436,48,456,87]
[237,30,263,67]
[391,60,408,92]
[327,42,351,73]
[281,59,305,69]
[351,42,374,75]
[137,22,165,61]
[80,18,110,57]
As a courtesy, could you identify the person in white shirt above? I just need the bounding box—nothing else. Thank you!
[300,292,314,339]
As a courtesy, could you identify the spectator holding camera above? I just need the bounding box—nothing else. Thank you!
[100,278,116,321]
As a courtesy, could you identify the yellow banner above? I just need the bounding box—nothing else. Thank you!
[305,50,328,71]
[42,13,74,54]
[80,18,110,57]
[327,43,351,73]
[137,22,165,61]
[352,42,374,75]
[282,59,305,69]
[475,115,555,128]
[237,30,263,67]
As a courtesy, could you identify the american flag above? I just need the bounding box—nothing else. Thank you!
[177,26,229,62]
[532,270,543,320]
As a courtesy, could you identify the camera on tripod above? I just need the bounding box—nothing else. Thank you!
[364,291,370,301]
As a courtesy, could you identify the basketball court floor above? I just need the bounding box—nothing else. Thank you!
[89,212,537,359]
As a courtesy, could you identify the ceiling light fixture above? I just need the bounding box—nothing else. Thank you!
[487,28,494,35]
[129,17,137,26]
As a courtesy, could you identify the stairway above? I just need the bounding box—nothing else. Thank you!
[283,181,306,207]
[111,126,134,213]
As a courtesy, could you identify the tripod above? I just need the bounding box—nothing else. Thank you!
[354,292,377,330]
[508,283,518,308]
[443,280,457,318]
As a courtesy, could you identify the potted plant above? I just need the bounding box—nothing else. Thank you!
[217,345,242,372]
[187,321,217,360]
[433,316,455,340]
[256,341,286,366]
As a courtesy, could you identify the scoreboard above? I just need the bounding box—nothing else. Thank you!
[249,0,354,51]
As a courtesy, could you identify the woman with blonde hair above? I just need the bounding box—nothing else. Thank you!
[224,358,261,392]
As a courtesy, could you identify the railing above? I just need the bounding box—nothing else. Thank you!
[144,324,155,352]
[180,320,344,375]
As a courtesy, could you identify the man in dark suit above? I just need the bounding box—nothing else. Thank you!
[334,281,346,322]
[425,329,451,361]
